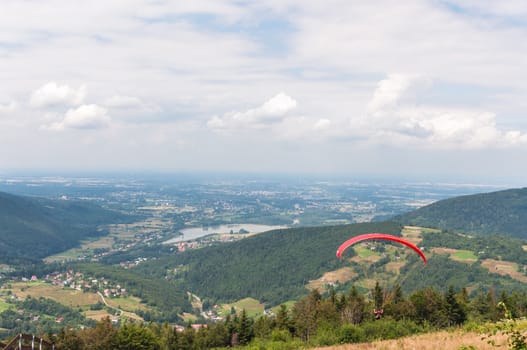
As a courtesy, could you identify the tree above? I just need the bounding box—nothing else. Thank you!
[116,322,160,350]
[237,309,254,345]
[445,286,466,326]
[293,289,321,341]
[275,304,293,333]
[341,286,365,325]
[80,317,118,350]
[55,328,82,350]
[409,287,448,327]
[372,281,383,310]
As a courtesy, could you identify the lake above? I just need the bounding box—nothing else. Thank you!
[163,223,287,244]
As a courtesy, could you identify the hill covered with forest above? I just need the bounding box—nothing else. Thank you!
[132,221,402,306]
[129,221,527,308]
[0,191,135,262]
[394,187,527,238]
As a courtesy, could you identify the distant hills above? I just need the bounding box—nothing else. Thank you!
[395,187,527,238]
[0,191,134,262]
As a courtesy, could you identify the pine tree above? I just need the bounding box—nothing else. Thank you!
[445,286,467,326]
[372,281,383,310]
[237,309,254,345]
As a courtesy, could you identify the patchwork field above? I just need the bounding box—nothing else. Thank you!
[481,259,527,283]
[3,282,144,320]
[45,218,171,263]
[431,248,477,263]
[401,226,423,244]
[8,282,101,306]
[308,267,357,290]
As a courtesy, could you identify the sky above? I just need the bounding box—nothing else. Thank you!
[1,1,527,184]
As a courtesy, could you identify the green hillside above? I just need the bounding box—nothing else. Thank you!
[131,222,527,312]
[394,187,527,238]
[0,191,134,262]
[134,222,403,306]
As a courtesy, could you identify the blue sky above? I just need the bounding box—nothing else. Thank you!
[1,1,527,184]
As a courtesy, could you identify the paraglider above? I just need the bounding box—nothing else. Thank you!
[336,233,427,265]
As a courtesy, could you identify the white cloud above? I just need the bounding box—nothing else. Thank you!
[2,0,527,176]
[104,95,144,109]
[313,118,331,131]
[0,101,16,114]
[367,74,415,113]
[207,92,297,131]
[362,74,527,149]
[30,82,86,108]
[45,104,110,131]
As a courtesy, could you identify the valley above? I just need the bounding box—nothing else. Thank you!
[0,175,526,348]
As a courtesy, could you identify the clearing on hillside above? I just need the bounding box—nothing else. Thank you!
[4,282,145,320]
[431,248,477,263]
[219,298,264,318]
[481,259,527,283]
[307,267,357,290]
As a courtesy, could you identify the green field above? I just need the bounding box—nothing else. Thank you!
[353,245,379,258]
[452,249,477,261]
[219,297,265,318]
[0,299,13,312]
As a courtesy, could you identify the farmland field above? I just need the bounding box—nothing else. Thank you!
[431,248,477,263]
[219,298,264,318]
[7,282,101,307]
[481,259,527,283]
[307,267,357,290]
[451,249,477,261]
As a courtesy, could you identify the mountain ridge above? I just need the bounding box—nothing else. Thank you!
[0,191,135,262]
[394,187,527,238]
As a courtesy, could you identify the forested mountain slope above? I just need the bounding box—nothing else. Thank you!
[0,191,134,262]
[395,187,527,238]
[135,221,402,306]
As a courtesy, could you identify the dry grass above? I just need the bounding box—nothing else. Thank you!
[308,267,357,290]
[315,330,507,350]
[523,245,527,252]
[481,259,527,283]
[9,282,100,306]
[401,226,423,244]
[431,247,458,255]
[385,261,405,273]
[84,310,115,321]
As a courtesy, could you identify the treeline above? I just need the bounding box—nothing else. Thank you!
[21,284,527,350]
[134,222,402,306]
[395,187,527,238]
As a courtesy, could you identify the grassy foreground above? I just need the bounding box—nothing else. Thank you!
[315,330,507,350]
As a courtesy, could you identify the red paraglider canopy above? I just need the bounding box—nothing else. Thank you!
[336,233,427,265]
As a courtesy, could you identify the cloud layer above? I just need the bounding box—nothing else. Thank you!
[1,0,527,178]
